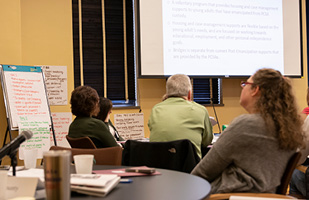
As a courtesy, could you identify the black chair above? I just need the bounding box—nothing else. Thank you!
[122,139,200,173]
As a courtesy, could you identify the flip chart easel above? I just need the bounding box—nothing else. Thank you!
[0,65,57,158]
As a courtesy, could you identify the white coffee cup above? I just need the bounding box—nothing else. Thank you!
[73,154,94,174]
[0,171,8,200]
[23,149,38,169]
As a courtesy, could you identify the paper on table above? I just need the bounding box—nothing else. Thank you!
[10,168,45,181]
[211,133,220,144]
[14,169,119,186]
[13,169,120,197]
[7,177,38,199]
[10,168,45,189]
[71,176,120,197]
[71,174,118,187]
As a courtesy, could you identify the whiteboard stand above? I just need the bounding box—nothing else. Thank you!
[2,119,13,146]
[50,115,57,146]
[1,118,18,174]
[0,65,57,165]
[41,68,57,147]
[0,118,13,165]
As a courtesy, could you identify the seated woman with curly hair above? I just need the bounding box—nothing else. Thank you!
[192,68,305,194]
[68,85,118,148]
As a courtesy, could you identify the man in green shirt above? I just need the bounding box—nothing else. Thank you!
[148,74,213,158]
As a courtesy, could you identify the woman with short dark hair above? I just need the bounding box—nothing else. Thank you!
[94,97,124,142]
[68,86,118,148]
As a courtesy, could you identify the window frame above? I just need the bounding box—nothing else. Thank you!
[72,0,223,107]
[72,0,138,108]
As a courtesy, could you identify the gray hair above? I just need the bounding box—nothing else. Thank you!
[165,74,192,98]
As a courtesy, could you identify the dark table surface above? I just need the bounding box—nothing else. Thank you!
[70,165,211,200]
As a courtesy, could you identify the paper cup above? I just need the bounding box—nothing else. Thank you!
[24,149,38,169]
[73,154,94,174]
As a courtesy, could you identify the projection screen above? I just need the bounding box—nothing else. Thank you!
[136,0,303,78]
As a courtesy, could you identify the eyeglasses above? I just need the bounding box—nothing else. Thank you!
[240,81,254,88]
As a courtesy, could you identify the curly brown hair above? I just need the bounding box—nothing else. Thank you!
[70,86,99,117]
[252,68,305,150]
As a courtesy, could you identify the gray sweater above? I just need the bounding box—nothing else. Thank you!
[191,114,294,194]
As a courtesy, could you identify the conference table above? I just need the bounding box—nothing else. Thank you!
[71,165,211,200]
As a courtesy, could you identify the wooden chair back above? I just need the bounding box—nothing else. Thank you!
[277,152,301,194]
[49,146,123,165]
[209,193,296,199]
[208,152,301,199]
[66,135,97,149]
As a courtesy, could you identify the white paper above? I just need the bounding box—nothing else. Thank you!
[41,65,68,105]
[71,176,120,197]
[4,70,51,129]
[50,112,72,147]
[212,133,220,144]
[10,168,44,180]
[18,115,51,159]
[6,177,38,199]
[71,174,118,187]
[114,113,145,140]
[209,116,218,126]
[11,169,120,197]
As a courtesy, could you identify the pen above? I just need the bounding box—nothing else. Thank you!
[120,179,133,183]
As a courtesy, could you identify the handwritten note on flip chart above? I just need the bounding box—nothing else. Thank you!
[18,115,51,159]
[50,112,72,147]
[114,113,145,140]
[41,66,68,105]
[1,65,51,130]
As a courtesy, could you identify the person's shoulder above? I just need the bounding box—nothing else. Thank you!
[151,101,164,111]
[76,116,107,127]
[232,113,262,122]
[153,100,166,107]
[90,117,107,125]
[151,98,178,109]
[74,116,101,122]
[221,114,266,139]
[191,101,205,107]
[190,101,207,112]
[229,114,264,129]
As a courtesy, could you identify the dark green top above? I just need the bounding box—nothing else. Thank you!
[68,116,118,148]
